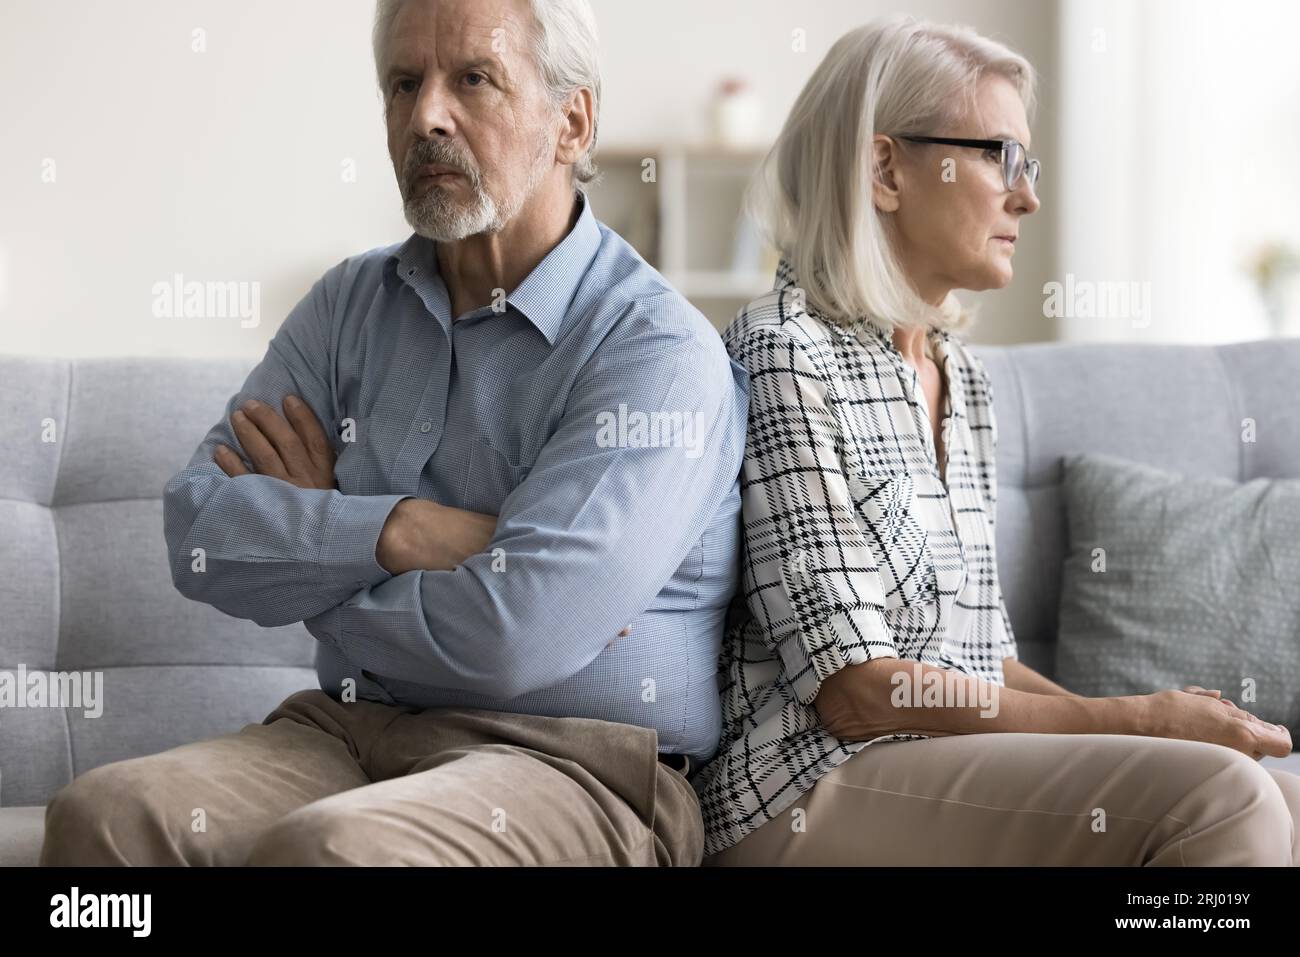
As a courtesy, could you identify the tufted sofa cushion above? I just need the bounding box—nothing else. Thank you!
[0,356,317,812]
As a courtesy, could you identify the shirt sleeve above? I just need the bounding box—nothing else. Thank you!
[303,301,749,700]
[727,325,902,708]
[994,588,1018,662]
[162,265,410,628]
[975,359,1018,662]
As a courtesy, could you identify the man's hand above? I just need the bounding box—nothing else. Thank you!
[214,395,338,491]
[375,498,495,574]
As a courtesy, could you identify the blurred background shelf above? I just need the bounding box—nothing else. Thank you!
[586,143,778,330]
[7,0,1297,356]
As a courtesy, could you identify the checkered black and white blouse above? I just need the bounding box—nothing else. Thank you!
[692,258,1019,857]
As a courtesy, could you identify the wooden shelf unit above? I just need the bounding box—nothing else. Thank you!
[584,143,779,330]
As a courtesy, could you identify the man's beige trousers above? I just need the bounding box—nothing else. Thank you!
[39,689,703,866]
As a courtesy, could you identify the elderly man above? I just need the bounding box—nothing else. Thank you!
[39,0,746,867]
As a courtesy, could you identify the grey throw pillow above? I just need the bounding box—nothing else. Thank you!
[1055,452,1300,735]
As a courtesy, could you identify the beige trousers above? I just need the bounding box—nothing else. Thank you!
[39,689,703,866]
[704,732,1300,866]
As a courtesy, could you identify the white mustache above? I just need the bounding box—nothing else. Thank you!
[404,150,477,193]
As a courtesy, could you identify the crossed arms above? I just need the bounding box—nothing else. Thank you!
[212,393,499,576]
[212,395,625,644]
[162,269,745,699]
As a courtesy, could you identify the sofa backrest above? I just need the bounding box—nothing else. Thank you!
[972,338,1300,677]
[0,356,314,807]
[3,342,1298,805]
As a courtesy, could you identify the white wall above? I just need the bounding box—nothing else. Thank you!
[1058,0,1300,343]
[0,0,1058,357]
[1,0,404,359]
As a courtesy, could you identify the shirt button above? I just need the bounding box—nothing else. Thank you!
[420,421,432,433]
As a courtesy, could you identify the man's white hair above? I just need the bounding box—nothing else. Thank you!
[372,0,601,184]
[748,13,1037,333]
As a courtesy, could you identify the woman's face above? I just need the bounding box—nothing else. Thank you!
[873,74,1040,305]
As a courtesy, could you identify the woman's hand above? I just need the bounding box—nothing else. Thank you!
[1138,688,1292,760]
[1182,683,1231,702]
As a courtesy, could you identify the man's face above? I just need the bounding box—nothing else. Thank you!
[381,0,558,241]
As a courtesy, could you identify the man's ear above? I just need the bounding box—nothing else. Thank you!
[553,87,595,169]
[871,133,903,214]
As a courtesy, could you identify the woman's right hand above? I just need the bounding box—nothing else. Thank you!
[1136,689,1293,759]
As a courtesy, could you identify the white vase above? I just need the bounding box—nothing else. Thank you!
[713,90,762,147]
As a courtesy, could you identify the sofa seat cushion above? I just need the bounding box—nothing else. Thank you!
[0,806,46,867]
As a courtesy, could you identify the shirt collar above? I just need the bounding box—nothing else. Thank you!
[774,255,799,292]
[774,254,963,405]
[383,188,601,345]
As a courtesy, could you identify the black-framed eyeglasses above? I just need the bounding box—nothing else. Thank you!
[896,135,1041,192]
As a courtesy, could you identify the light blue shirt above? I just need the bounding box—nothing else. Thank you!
[163,189,748,759]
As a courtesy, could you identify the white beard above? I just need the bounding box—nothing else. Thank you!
[404,180,500,242]
[403,130,553,242]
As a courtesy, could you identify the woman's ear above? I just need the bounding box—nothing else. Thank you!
[871,134,903,213]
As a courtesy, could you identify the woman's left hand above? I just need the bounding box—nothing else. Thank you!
[1182,683,1238,702]
[1182,684,1285,733]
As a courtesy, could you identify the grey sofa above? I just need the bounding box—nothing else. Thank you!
[3,341,1298,866]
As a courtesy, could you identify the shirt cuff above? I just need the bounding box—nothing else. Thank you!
[319,493,411,590]
[789,605,896,707]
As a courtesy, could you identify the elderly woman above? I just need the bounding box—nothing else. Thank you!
[693,14,1299,866]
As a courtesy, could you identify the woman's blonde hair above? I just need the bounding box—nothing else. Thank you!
[748,13,1037,333]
